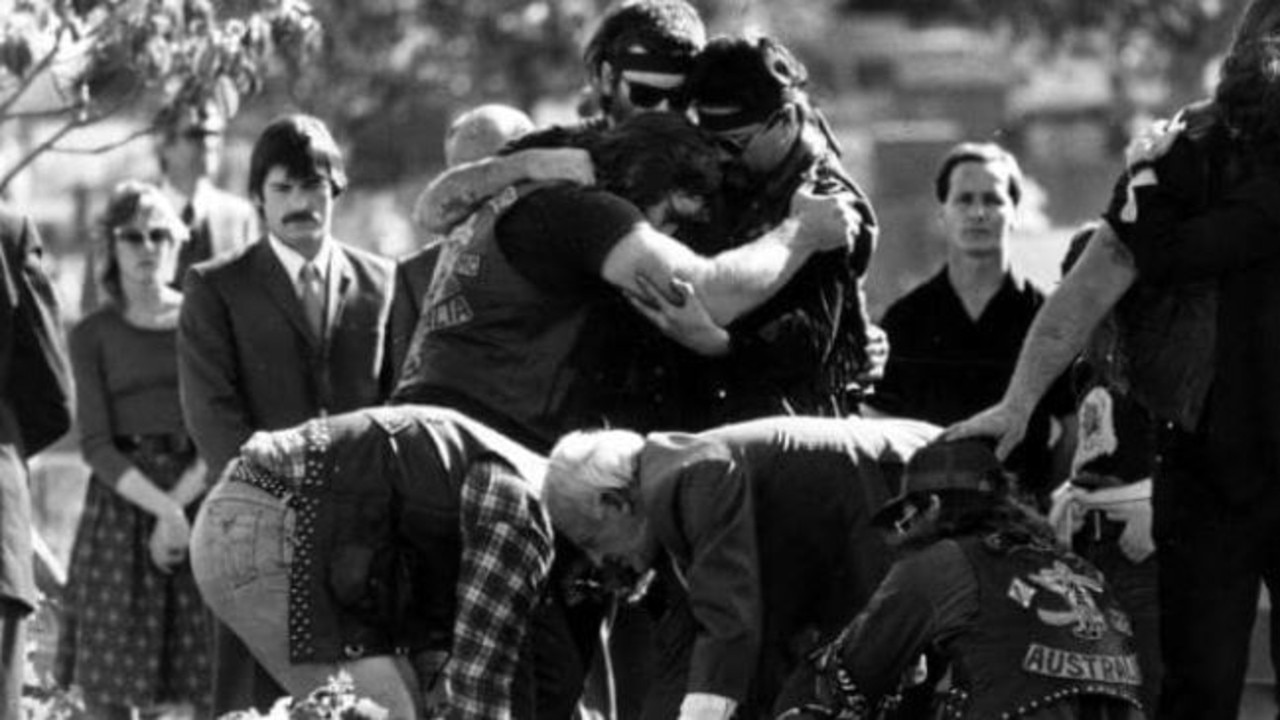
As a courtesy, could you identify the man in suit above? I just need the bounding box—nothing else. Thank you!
[0,204,73,718]
[541,415,939,720]
[157,99,259,288]
[178,113,395,714]
[388,104,533,385]
[81,98,257,313]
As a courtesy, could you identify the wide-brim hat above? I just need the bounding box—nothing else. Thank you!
[872,438,1005,527]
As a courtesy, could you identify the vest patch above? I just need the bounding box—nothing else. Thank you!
[1021,643,1142,686]
[1026,561,1109,640]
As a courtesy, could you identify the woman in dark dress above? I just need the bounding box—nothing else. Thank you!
[56,181,211,719]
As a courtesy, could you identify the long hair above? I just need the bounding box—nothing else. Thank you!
[589,113,722,211]
[894,488,1057,554]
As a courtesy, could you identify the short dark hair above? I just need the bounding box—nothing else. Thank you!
[933,142,1023,205]
[686,35,809,130]
[247,114,347,202]
[583,0,705,78]
[589,113,721,211]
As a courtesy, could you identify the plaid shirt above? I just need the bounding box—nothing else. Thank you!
[448,458,555,720]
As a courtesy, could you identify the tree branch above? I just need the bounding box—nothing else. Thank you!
[0,25,68,121]
[0,115,81,192]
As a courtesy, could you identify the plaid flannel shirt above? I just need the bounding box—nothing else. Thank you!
[448,458,555,720]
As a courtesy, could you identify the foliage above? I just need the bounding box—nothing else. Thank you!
[219,672,388,720]
[0,0,323,193]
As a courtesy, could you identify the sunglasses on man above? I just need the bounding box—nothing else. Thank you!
[623,77,687,110]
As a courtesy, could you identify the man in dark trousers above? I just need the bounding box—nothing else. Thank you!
[541,415,938,720]
[178,114,395,714]
[0,204,73,718]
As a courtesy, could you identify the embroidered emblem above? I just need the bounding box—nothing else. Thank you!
[1027,561,1109,640]
[1072,386,1117,476]
[1022,643,1142,686]
[1007,577,1037,609]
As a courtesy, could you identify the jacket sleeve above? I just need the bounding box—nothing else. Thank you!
[178,268,254,475]
[4,214,72,456]
[385,261,418,392]
[677,457,762,703]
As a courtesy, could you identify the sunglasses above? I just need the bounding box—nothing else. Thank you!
[114,227,177,246]
[711,107,787,156]
[624,79,685,110]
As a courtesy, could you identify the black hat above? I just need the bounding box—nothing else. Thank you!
[872,439,1005,527]
[686,36,808,131]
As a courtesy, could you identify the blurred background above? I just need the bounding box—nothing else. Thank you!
[2,0,1274,714]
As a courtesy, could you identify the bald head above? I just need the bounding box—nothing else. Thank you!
[444,104,535,166]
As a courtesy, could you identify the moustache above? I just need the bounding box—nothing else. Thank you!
[283,212,320,224]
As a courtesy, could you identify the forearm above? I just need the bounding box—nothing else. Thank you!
[1003,223,1136,415]
[695,218,815,326]
[170,457,208,507]
[116,467,185,521]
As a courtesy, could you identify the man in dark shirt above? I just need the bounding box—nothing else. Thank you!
[866,143,1070,502]
[948,7,1280,716]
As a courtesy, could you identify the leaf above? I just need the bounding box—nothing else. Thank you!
[0,35,34,78]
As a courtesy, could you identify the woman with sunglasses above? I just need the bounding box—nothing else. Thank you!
[56,181,212,719]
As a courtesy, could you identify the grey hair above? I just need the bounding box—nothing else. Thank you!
[542,429,645,549]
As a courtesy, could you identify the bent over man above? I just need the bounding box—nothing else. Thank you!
[190,405,553,720]
[542,415,938,719]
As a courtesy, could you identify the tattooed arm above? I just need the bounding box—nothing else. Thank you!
[412,148,595,234]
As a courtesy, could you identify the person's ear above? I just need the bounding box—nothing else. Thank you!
[924,494,943,520]
[598,61,618,97]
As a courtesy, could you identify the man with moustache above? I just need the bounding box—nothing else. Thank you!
[178,113,395,715]
[864,143,1071,505]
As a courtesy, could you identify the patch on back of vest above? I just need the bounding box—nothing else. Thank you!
[1025,561,1109,640]
[1021,643,1142,686]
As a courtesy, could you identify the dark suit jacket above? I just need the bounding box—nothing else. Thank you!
[0,206,73,611]
[178,238,395,477]
[386,243,441,388]
[638,416,938,717]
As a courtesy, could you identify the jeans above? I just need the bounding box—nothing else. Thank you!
[190,478,422,719]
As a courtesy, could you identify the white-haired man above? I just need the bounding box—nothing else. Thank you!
[542,415,938,720]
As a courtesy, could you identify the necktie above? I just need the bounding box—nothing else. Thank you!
[299,263,325,340]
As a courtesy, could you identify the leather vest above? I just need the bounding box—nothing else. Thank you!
[945,535,1144,719]
[285,405,545,662]
[392,183,600,450]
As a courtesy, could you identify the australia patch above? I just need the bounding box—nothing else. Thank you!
[1022,643,1141,686]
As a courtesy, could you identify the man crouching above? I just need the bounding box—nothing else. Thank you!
[190,405,553,720]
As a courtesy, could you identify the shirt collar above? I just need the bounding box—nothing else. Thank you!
[268,234,335,282]
[159,177,215,220]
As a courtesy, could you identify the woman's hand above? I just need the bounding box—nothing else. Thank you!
[149,510,191,573]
